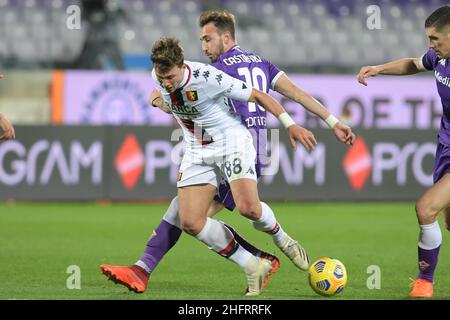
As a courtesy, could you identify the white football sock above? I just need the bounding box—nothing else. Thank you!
[251,202,286,244]
[196,218,255,270]
[135,260,151,273]
[162,196,181,228]
[418,221,442,250]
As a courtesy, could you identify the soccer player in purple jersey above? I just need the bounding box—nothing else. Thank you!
[200,11,354,180]
[357,5,450,298]
[100,11,355,294]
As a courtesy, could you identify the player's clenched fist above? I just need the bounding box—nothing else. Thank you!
[287,125,317,152]
[357,66,380,86]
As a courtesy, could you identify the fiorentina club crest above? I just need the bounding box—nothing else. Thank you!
[419,260,430,271]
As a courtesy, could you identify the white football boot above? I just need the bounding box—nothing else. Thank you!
[244,257,274,296]
[276,233,310,271]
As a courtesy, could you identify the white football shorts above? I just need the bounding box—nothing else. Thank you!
[177,130,257,188]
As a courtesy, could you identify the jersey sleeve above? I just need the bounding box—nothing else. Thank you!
[264,59,285,90]
[203,64,253,102]
[420,48,438,71]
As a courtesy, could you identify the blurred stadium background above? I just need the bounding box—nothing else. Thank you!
[1,0,450,300]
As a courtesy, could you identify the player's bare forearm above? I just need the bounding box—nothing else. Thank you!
[274,75,330,121]
[249,88,284,117]
[376,58,423,76]
[357,58,424,86]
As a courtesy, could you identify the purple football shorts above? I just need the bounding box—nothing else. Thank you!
[433,140,450,183]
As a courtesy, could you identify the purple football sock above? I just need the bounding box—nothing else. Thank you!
[139,220,181,272]
[417,246,440,282]
[224,223,261,257]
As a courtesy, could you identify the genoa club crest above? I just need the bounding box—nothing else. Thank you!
[185,90,198,102]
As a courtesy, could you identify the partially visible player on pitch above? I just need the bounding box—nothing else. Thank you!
[101,11,355,295]
[0,74,16,140]
[357,5,450,298]
[0,113,15,140]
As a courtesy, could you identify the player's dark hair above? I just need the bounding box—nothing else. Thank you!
[151,37,184,73]
[199,11,236,40]
[425,5,450,31]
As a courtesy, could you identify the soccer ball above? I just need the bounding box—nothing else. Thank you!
[308,257,347,296]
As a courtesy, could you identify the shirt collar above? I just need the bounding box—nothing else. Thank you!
[178,63,192,89]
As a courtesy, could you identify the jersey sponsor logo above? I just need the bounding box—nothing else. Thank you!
[185,90,198,102]
[434,70,450,88]
[172,104,199,115]
[439,58,446,67]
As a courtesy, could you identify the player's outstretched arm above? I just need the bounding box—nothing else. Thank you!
[274,74,355,146]
[149,89,171,114]
[0,113,15,140]
[249,88,317,151]
[357,58,424,86]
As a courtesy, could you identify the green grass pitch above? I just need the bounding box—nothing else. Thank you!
[0,202,449,300]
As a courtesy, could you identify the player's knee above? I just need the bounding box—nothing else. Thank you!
[236,201,260,220]
[179,215,203,236]
[415,199,440,224]
[180,219,199,236]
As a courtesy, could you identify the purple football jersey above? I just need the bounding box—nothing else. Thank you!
[212,45,284,173]
[422,48,450,146]
[422,48,450,183]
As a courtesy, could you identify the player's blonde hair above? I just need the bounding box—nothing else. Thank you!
[150,37,184,73]
[199,11,236,40]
